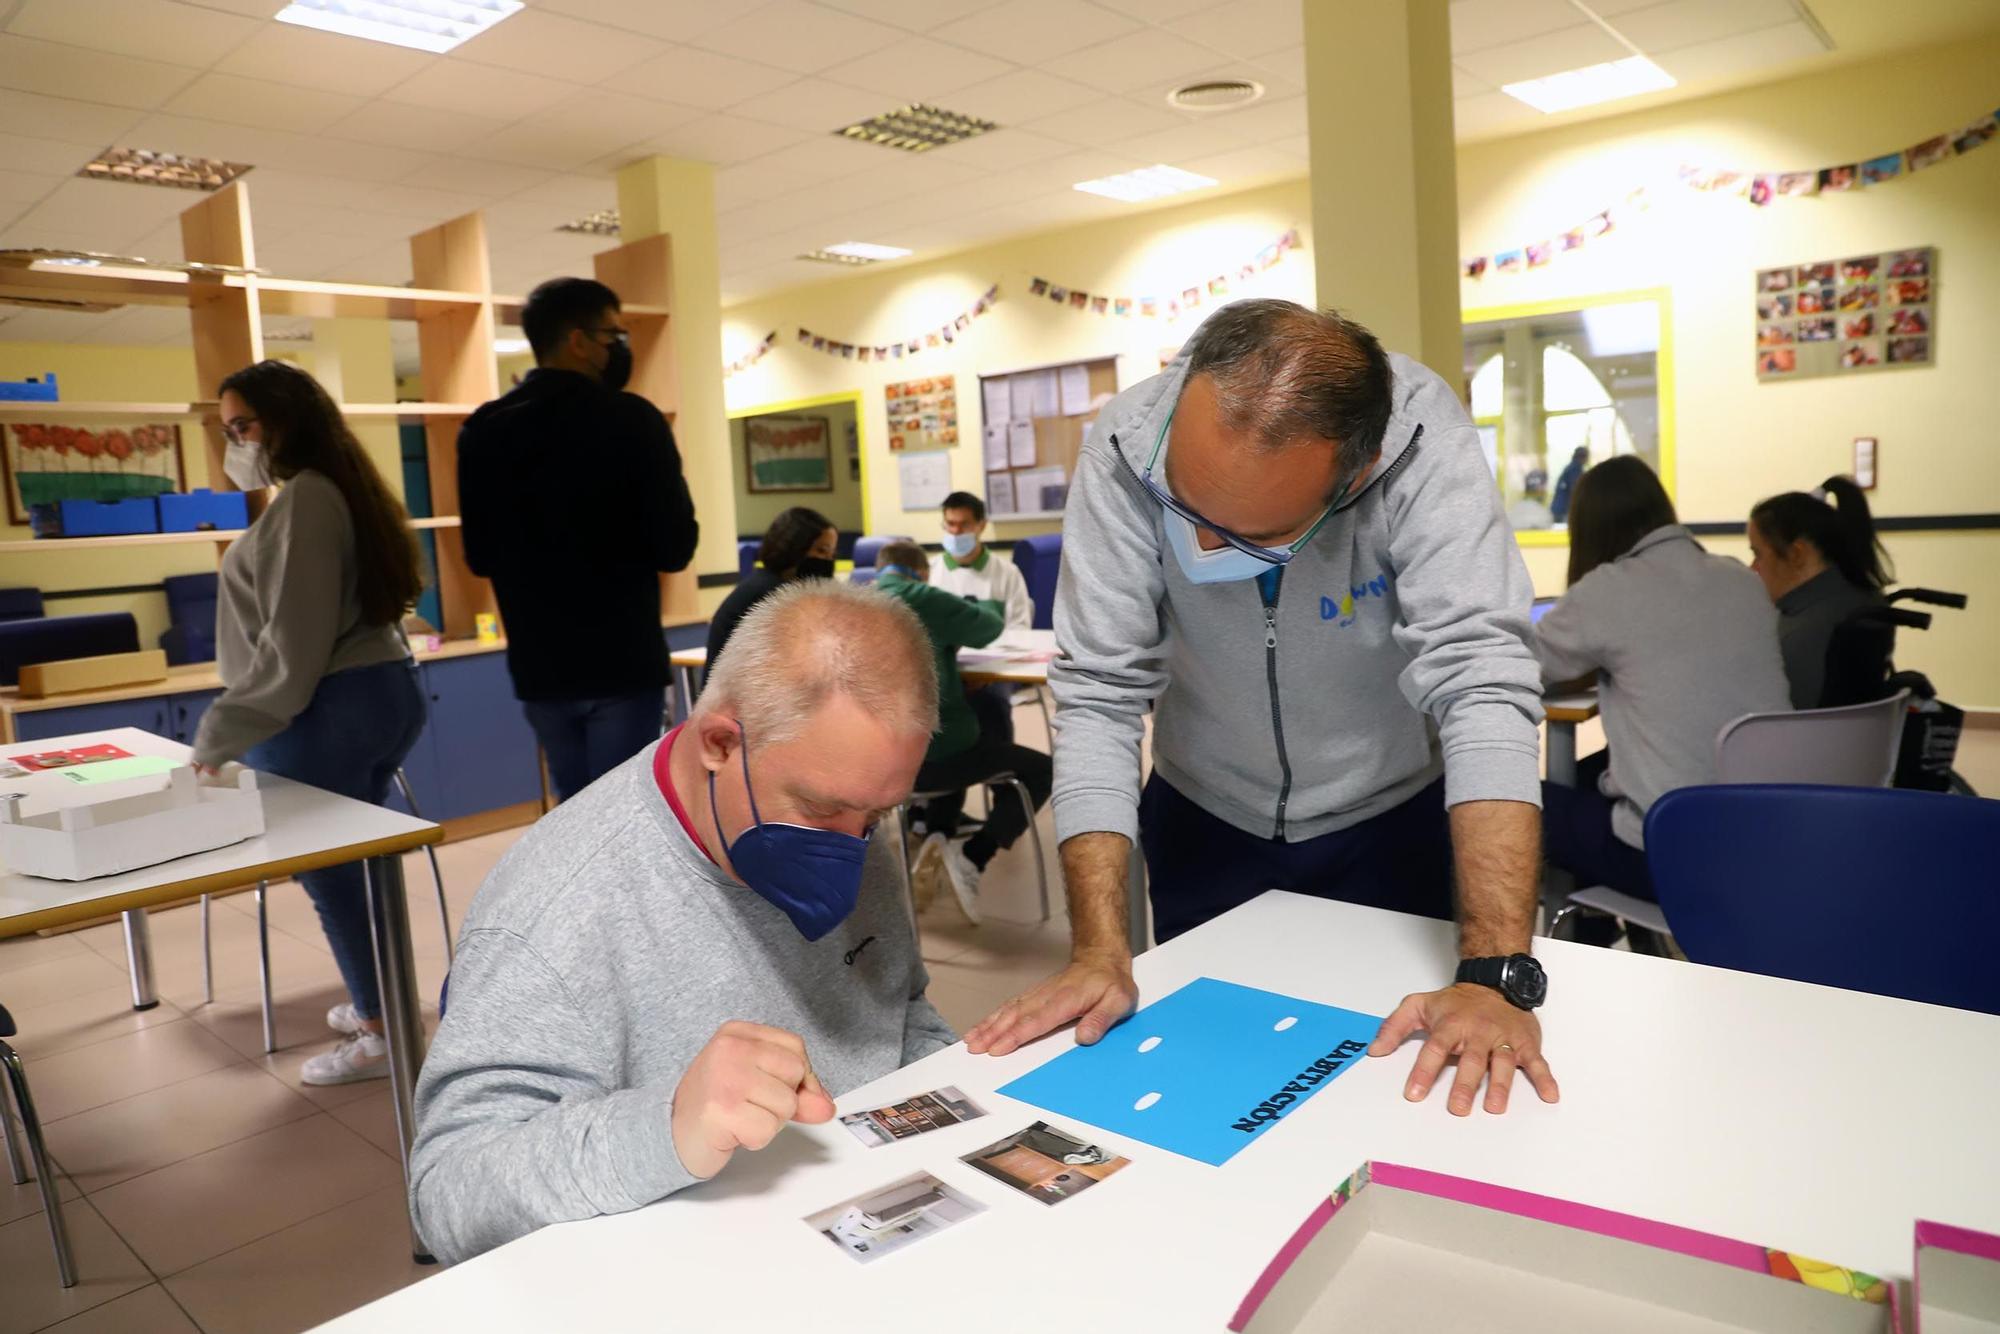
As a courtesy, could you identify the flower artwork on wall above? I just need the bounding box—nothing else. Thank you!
[2,421,185,525]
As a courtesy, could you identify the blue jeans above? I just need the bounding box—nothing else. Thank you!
[245,659,427,1022]
[1138,773,1455,944]
[522,690,663,803]
[1540,751,1655,901]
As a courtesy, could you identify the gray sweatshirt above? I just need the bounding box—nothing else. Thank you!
[409,739,954,1265]
[1051,345,1544,846]
[193,470,407,767]
[1534,525,1792,846]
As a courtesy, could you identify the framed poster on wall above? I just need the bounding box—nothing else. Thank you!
[743,414,833,493]
[2,421,186,525]
[884,375,957,452]
[1755,246,1934,381]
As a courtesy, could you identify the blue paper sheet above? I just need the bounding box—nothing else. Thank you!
[998,978,1381,1166]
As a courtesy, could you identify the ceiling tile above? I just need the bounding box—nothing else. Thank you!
[1166,0,1305,61]
[748,134,900,182]
[0,167,61,207]
[1093,0,1218,20]
[452,6,667,82]
[924,126,1073,169]
[694,2,903,74]
[714,158,822,209]
[481,196,600,236]
[951,66,1102,124]
[0,33,200,109]
[1195,93,1307,145]
[329,101,507,155]
[0,129,91,176]
[1610,0,1806,53]
[380,60,579,119]
[819,35,1012,100]
[1036,27,1230,94]
[1111,120,1248,166]
[0,88,148,146]
[214,25,432,98]
[163,72,364,135]
[509,173,621,207]
[1253,45,1304,87]
[729,77,896,133]
[638,114,813,165]
[1450,0,1593,54]
[401,158,553,197]
[932,0,1138,65]
[1450,89,1543,139]
[1652,20,1829,85]
[1021,147,1151,192]
[533,0,756,44]
[1453,63,1493,97]
[1454,24,1626,87]
[813,0,1002,33]
[604,45,799,110]
[124,113,432,182]
[1020,96,1185,145]
[1174,142,1308,186]
[6,0,260,68]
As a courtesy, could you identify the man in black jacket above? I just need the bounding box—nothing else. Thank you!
[458,277,698,801]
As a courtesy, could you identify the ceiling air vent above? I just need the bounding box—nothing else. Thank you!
[1167,79,1264,112]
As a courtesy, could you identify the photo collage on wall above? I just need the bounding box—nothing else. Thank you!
[1756,246,1934,380]
[884,375,957,453]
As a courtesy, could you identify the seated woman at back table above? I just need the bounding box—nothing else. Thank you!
[705,506,837,684]
[1746,475,1891,709]
[1534,456,1790,948]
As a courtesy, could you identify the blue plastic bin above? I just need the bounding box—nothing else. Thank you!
[29,497,162,538]
[0,373,58,402]
[157,489,248,532]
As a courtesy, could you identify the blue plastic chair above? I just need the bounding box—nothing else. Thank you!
[0,611,139,687]
[0,588,43,623]
[851,535,912,570]
[1011,533,1063,630]
[736,540,760,579]
[1646,784,2000,1014]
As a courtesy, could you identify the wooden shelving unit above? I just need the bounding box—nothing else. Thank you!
[2,181,690,636]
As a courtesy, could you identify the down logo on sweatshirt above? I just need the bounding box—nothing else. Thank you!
[1321,572,1391,627]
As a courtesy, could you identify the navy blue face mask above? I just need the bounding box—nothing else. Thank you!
[707,727,870,941]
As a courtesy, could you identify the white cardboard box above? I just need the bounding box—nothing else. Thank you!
[1915,1222,2000,1334]
[0,765,265,880]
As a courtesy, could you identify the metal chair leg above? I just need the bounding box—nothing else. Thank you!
[0,1061,25,1185]
[391,768,454,966]
[995,776,1051,922]
[1,1041,75,1288]
[256,880,276,1055]
[121,909,158,1011]
[200,893,213,1005]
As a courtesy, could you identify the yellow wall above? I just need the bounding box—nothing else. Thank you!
[720,179,1316,543]
[729,395,864,538]
[1456,34,2000,702]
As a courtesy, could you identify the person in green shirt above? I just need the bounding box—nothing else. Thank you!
[874,541,1052,924]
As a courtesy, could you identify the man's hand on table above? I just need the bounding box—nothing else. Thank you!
[1369,982,1559,1116]
[670,1021,834,1180]
[964,949,1138,1057]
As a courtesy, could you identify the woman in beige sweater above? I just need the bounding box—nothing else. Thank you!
[192,360,427,1085]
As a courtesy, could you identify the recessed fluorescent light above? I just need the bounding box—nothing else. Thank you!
[834,104,996,153]
[1501,55,1675,114]
[556,208,620,237]
[1073,164,1217,203]
[274,0,523,54]
[493,337,531,354]
[820,242,911,262]
[78,146,251,192]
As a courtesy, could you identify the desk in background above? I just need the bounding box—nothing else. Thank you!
[669,629,1058,707]
[311,890,2000,1332]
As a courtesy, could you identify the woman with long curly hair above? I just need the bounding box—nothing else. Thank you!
[193,359,428,1085]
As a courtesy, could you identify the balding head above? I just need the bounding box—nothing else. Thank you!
[698,579,939,745]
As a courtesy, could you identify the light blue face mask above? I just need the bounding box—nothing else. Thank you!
[940,530,978,560]
[708,725,869,942]
[1142,412,1347,584]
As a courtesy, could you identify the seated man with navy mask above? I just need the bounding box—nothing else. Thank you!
[410,581,955,1264]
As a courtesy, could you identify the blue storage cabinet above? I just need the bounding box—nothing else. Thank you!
[384,708,446,821]
[13,695,172,743]
[167,689,220,746]
[418,652,542,821]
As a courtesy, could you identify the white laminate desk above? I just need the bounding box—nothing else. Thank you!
[312,890,2000,1332]
[0,727,444,1257]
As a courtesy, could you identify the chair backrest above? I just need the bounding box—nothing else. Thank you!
[737,540,761,578]
[0,611,140,686]
[1011,533,1063,630]
[848,567,881,588]
[162,572,219,623]
[1820,607,1896,707]
[0,587,43,623]
[851,535,912,569]
[1713,691,1906,787]
[1646,784,2000,1014]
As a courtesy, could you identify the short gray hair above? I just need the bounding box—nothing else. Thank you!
[697,580,939,745]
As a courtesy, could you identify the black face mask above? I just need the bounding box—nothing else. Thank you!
[795,557,836,580]
[599,334,634,392]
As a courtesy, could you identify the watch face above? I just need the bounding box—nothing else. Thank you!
[1505,956,1548,1006]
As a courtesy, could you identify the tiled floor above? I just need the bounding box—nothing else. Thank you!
[4,714,1993,1332]
[0,701,1071,1334]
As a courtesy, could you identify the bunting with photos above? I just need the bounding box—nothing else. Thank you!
[1028,228,1302,324]
[1462,106,1997,281]
[1755,246,1935,381]
[796,285,999,363]
[723,330,777,379]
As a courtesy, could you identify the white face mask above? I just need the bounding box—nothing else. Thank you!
[223,439,273,491]
[940,530,978,560]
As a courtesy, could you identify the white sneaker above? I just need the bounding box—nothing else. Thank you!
[940,839,982,926]
[301,1032,388,1086]
[910,833,945,914]
[326,1003,367,1036]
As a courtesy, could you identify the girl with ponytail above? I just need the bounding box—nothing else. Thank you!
[1748,475,1892,707]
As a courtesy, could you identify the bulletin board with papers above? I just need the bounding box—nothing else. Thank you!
[977,357,1118,521]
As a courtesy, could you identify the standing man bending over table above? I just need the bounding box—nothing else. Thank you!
[968,300,1560,1118]
[410,582,955,1264]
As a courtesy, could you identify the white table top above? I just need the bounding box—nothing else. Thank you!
[314,890,2000,1333]
[0,727,439,935]
[673,629,1058,686]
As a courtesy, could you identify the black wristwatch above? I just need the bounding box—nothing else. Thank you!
[1455,954,1548,1011]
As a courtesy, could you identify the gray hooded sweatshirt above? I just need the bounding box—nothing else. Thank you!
[1050,343,1544,847]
